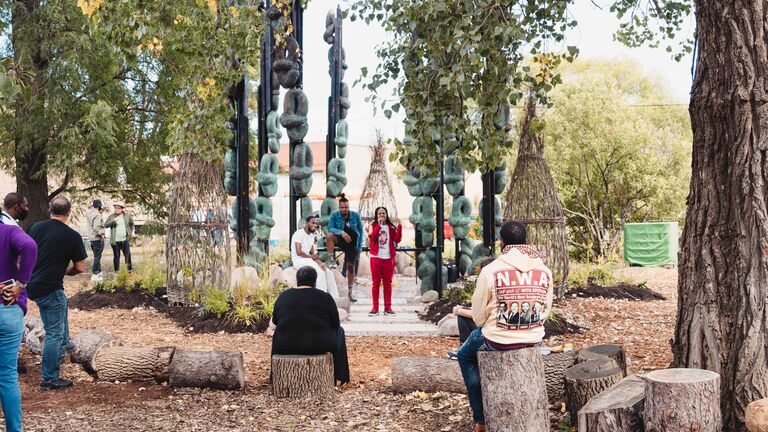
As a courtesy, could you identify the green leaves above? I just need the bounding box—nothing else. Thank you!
[350,0,578,173]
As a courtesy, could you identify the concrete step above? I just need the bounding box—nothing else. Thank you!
[347,313,424,324]
[343,322,438,337]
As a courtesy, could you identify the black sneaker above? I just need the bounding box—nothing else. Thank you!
[446,351,459,361]
[384,310,396,316]
[368,310,379,316]
[40,379,73,391]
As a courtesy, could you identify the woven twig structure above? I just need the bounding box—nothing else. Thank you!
[359,135,398,222]
[166,152,232,305]
[504,99,569,296]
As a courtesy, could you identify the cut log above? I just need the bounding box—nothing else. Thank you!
[543,351,577,405]
[578,375,646,432]
[478,348,549,432]
[564,358,623,424]
[391,357,465,394]
[70,330,121,374]
[576,344,629,376]
[746,398,768,432]
[169,349,245,390]
[92,346,176,383]
[643,368,721,432]
[271,353,334,398]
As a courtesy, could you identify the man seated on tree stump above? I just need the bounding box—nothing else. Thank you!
[457,220,553,432]
[325,194,364,302]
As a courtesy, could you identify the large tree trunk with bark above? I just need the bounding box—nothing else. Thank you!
[478,349,549,432]
[674,1,768,429]
[643,369,721,432]
[543,351,577,405]
[70,330,121,374]
[391,357,466,394]
[576,344,629,377]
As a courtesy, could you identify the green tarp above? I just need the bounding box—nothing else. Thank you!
[623,222,679,266]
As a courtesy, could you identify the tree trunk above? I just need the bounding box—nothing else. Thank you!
[169,349,245,390]
[578,374,646,432]
[70,330,121,374]
[544,351,577,405]
[391,357,466,394]
[271,354,334,399]
[92,346,176,383]
[576,344,629,376]
[564,358,623,424]
[643,368,721,432]
[673,2,768,429]
[478,348,549,432]
[12,0,53,227]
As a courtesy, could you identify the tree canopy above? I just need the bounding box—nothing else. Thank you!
[541,59,691,259]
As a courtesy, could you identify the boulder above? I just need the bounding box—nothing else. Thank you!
[230,266,260,292]
[437,315,459,337]
[23,316,45,355]
[335,297,350,312]
[403,266,417,277]
[281,267,297,287]
[333,270,347,292]
[268,264,284,289]
[357,255,371,277]
[338,308,349,322]
[337,283,349,298]
[746,398,768,432]
[266,319,275,337]
[421,290,439,303]
[411,296,423,304]
[395,253,410,274]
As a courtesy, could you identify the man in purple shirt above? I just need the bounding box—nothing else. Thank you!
[0,221,38,432]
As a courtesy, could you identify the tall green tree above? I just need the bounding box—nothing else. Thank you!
[0,0,262,225]
[542,59,691,259]
[350,0,578,174]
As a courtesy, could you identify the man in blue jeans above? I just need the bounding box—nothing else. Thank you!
[27,196,87,390]
[457,221,553,432]
[0,219,38,431]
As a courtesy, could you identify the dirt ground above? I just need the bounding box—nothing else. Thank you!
[19,265,678,431]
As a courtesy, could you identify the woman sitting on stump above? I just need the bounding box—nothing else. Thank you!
[457,221,553,432]
[271,266,350,385]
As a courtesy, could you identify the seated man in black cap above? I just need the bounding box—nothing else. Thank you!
[85,199,105,281]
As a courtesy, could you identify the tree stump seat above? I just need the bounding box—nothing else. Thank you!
[478,348,549,432]
[643,368,721,432]
[271,353,334,399]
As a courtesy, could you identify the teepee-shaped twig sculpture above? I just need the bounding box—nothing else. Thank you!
[359,131,398,222]
[504,98,569,297]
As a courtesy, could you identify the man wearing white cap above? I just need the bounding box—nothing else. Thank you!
[104,202,134,272]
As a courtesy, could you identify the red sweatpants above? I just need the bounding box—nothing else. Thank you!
[370,257,394,311]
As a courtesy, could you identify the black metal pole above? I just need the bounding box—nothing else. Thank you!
[435,141,444,297]
[257,6,273,255]
[235,78,249,263]
[288,0,303,239]
[482,166,496,256]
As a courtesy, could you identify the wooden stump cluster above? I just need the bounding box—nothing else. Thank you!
[271,354,334,399]
[478,348,549,432]
[565,357,624,424]
[69,330,245,390]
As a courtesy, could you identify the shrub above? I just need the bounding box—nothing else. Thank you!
[114,267,131,288]
[568,263,615,288]
[92,280,116,294]
[446,281,474,306]
[200,288,230,318]
[230,303,260,327]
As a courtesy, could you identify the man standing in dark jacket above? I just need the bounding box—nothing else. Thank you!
[27,197,87,390]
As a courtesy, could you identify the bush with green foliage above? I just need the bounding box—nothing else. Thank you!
[200,288,231,318]
[568,263,615,288]
[92,280,116,294]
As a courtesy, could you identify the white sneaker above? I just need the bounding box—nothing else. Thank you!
[91,274,99,282]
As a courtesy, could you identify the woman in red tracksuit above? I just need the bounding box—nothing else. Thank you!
[367,207,402,316]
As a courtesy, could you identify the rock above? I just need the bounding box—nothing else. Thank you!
[746,398,768,432]
[333,270,347,296]
[403,266,416,277]
[230,266,260,292]
[421,290,439,303]
[357,255,371,277]
[337,283,349,298]
[335,297,350,312]
[266,319,275,337]
[281,267,297,287]
[438,316,459,337]
[268,265,283,289]
[24,316,45,355]
[395,253,410,274]
[411,296,422,304]
[337,308,349,322]
[437,313,453,327]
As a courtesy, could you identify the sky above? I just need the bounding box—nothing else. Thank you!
[293,0,696,146]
